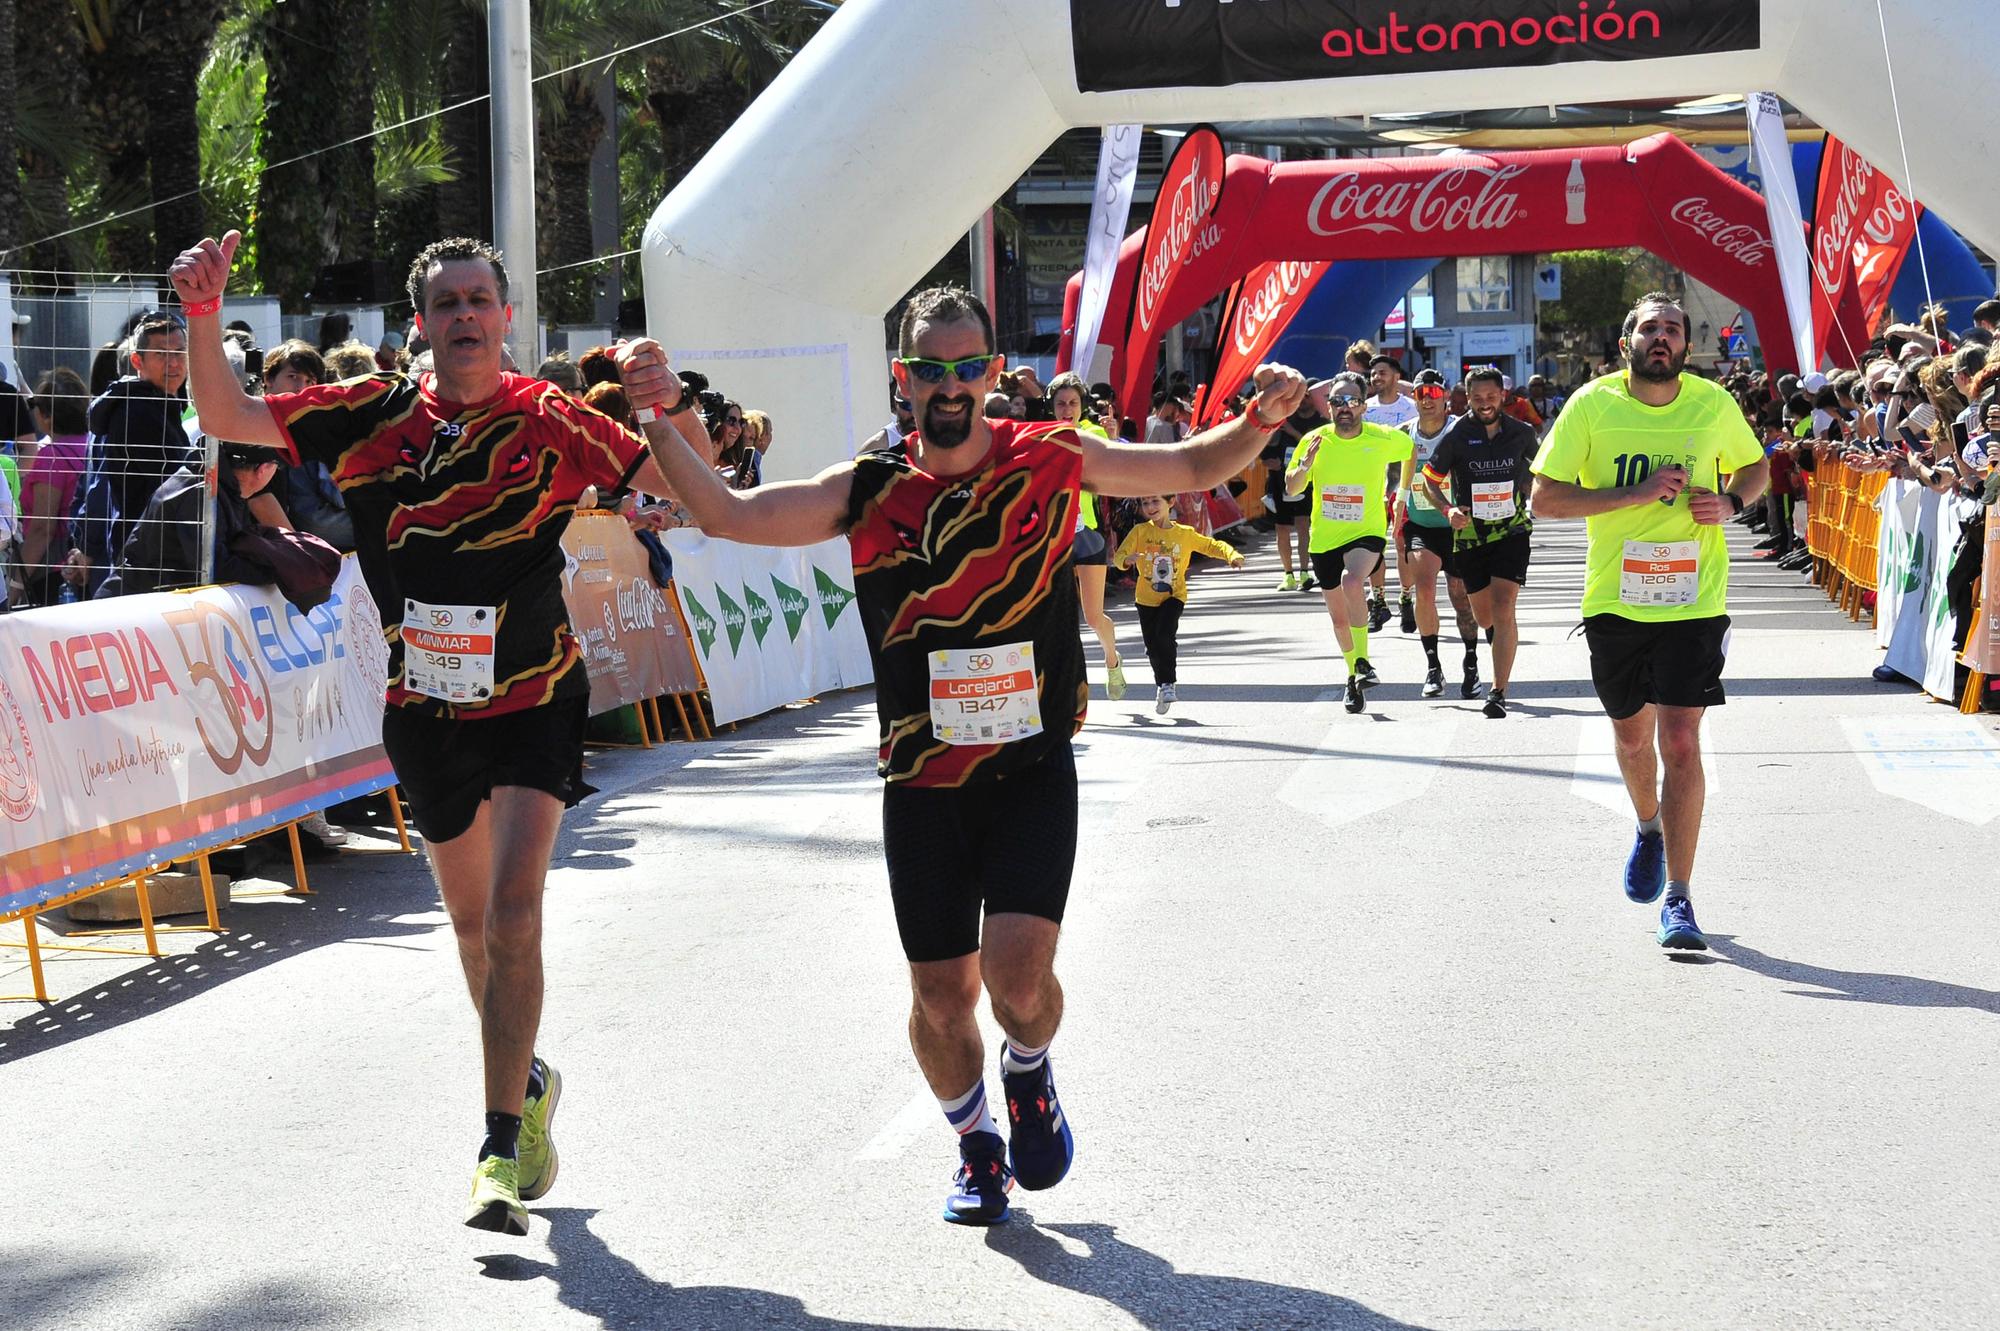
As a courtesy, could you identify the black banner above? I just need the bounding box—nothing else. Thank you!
[1069,1,1761,93]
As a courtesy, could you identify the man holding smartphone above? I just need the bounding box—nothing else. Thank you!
[1531,294,1768,952]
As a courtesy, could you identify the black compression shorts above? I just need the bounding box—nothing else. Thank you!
[882,742,1078,963]
[1583,613,1731,720]
[1399,520,1458,575]
[380,696,593,844]
[1310,536,1387,588]
[1452,530,1532,594]
[1072,525,1107,567]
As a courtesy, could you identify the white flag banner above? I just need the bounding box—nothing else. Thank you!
[665,532,871,726]
[1074,123,1142,383]
[1746,91,1817,371]
[1875,478,1972,702]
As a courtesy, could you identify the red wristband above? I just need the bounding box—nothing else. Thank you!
[183,297,221,319]
[1251,412,1284,433]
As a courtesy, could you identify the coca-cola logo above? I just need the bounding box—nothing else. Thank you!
[1308,163,1528,238]
[1231,262,1321,357]
[1811,148,1913,296]
[1134,135,1224,335]
[1669,197,1772,268]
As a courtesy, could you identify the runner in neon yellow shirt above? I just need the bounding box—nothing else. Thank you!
[1285,372,1415,714]
[1531,293,1768,952]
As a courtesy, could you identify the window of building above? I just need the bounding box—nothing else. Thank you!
[1456,256,1513,314]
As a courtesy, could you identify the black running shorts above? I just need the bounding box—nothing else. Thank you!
[1400,520,1457,576]
[1310,536,1386,589]
[1453,530,1532,594]
[1583,613,1731,720]
[1267,473,1311,523]
[882,742,1078,963]
[380,696,593,844]
[1072,525,1108,567]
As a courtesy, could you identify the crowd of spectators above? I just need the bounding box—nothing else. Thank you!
[0,306,777,613]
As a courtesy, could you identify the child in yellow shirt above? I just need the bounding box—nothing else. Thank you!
[1112,495,1245,713]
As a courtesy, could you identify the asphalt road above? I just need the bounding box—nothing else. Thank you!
[6,518,1997,1331]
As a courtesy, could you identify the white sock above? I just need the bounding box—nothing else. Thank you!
[1001,1037,1049,1077]
[939,1080,998,1139]
[1638,812,1663,836]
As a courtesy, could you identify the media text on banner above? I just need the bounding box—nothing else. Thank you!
[0,559,395,918]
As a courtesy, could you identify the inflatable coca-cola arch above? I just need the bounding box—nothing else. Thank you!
[643,0,1992,480]
[1060,133,1798,415]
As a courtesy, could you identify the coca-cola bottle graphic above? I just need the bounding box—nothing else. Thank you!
[1566,159,1587,225]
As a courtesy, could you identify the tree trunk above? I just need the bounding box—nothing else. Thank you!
[14,0,81,282]
[0,0,21,259]
[643,57,748,194]
[77,8,152,278]
[437,0,491,241]
[538,80,603,326]
[142,8,224,279]
[257,0,376,310]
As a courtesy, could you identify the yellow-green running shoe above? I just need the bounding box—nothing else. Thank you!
[518,1058,562,1202]
[465,1154,529,1235]
[1105,660,1127,701]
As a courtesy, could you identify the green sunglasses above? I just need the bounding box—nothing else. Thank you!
[896,355,999,385]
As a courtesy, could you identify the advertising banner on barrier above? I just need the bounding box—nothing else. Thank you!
[0,559,394,918]
[1117,125,1226,413]
[1971,515,2000,678]
[1068,1,1763,94]
[1876,478,1967,701]
[665,533,872,726]
[560,513,704,714]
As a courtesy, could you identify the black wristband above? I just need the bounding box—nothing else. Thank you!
[1726,491,1745,515]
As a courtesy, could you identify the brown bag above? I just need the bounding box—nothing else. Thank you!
[227,524,343,610]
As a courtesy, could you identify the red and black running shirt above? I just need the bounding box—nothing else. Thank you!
[265,372,649,719]
[845,419,1087,787]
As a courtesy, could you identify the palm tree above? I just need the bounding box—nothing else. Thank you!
[256,0,377,310]
[12,0,87,282]
[0,0,19,261]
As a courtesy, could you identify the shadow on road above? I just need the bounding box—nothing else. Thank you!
[1709,935,2000,1013]
[985,1219,1477,1331]
[480,1207,966,1331]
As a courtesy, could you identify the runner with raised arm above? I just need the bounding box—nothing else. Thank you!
[1531,294,1768,950]
[171,230,706,1235]
[610,286,1304,1225]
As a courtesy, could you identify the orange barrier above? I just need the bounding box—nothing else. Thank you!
[1806,453,1888,621]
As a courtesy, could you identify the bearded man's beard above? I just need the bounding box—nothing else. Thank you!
[1629,341,1689,383]
[923,394,977,446]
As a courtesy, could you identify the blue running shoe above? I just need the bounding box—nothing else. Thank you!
[1624,828,1666,903]
[1002,1058,1075,1191]
[1657,897,1708,951]
[942,1131,1012,1225]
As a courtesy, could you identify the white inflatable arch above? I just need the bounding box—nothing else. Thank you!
[643,0,1994,481]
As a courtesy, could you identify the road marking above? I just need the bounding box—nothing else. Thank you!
[1277,701,1462,826]
[1571,714,1721,816]
[1840,716,2000,825]
[856,1087,939,1160]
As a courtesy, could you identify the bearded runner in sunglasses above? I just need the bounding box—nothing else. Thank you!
[610,287,1303,1224]
[172,230,695,1236]
[1419,365,1543,719]
[1285,372,1415,714]
[1530,294,1767,952]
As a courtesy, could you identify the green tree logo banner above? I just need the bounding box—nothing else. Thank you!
[771,575,810,642]
[813,565,857,630]
[716,585,748,656]
[744,582,775,646]
[684,590,719,659]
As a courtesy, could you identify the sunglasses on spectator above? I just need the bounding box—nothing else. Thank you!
[724,415,743,426]
[896,355,999,384]
[1414,384,1447,401]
